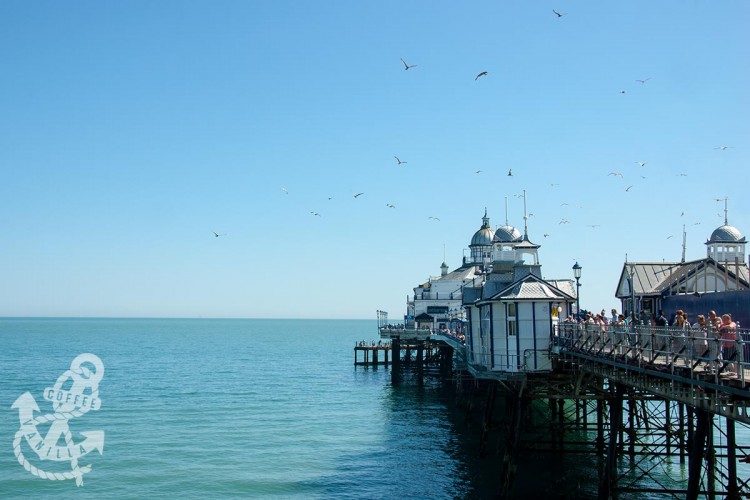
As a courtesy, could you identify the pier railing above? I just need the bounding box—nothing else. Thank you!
[554,323,749,386]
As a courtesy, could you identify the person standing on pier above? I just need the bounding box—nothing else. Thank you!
[719,314,738,373]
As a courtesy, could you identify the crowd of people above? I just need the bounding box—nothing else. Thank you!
[562,307,744,375]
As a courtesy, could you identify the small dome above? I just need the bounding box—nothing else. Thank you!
[493,225,522,243]
[471,226,495,246]
[708,224,746,243]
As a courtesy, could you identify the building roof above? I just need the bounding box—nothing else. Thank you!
[616,258,750,297]
[483,274,575,302]
[493,225,522,243]
[470,226,495,246]
[707,224,746,244]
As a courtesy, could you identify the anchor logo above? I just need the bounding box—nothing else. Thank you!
[11,353,105,486]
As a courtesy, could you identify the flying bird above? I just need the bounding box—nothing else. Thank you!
[714,145,733,150]
[400,58,417,70]
[559,219,570,224]
[507,169,513,176]
[618,90,626,94]
[543,233,550,238]
[635,78,651,84]
[310,211,321,217]
[635,161,646,167]
[428,216,440,221]
[608,172,623,178]
[677,173,688,177]
[353,192,364,198]
[475,71,488,80]
[280,187,288,194]
[552,9,566,17]
[386,203,396,208]
[667,235,674,239]
[394,156,407,165]
[212,231,226,238]
[587,224,601,229]
[625,185,633,192]
[475,169,482,174]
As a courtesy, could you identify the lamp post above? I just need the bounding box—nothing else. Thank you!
[573,262,582,319]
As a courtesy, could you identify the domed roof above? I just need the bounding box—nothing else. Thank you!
[469,210,495,247]
[493,225,522,243]
[470,226,495,246]
[708,224,746,243]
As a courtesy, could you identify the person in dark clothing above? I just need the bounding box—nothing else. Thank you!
[655,310,668,327]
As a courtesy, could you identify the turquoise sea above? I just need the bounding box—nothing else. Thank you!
[1,318,515,499]
[2,318,745,499]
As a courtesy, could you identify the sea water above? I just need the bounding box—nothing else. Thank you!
[0,318,745,498]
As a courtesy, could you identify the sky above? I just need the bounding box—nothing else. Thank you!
[1,2,748,319]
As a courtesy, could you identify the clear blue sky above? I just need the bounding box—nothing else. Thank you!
[1,2,747,319]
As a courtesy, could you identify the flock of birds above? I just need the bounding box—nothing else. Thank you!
[211,8,736,244]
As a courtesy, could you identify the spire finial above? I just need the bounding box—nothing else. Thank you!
[724,197,729,225]
[522,190,528,239]
[482,207,489,228]
[504,197,509,227]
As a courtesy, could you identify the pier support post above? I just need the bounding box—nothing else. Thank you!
[478,381,497,458]
[391,338,401,385]
[599,384,623,498]
[687,408,710,500]
[727,417,739,500]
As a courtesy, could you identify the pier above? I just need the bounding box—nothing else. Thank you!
[361,326,750,498]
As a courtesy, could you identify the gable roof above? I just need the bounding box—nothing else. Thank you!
[481,273,575,303]
[616,258,750,298]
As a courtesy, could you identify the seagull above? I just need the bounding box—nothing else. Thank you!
[386,203,395,208]
[310,211,321,217]
[714,145,733,150]
[559,219,570,224]
[677,173,688,177]
[552,9,566,17]
[507,169,513,176]
[212,231,226,238]
[693,222,701,225]
[560,203,569,206]
[281,187,288,194]
[543,233,550,238]
[428,216,441,221]
[327,196,334,200]
[680,211,685,217]
[400,58,417,70]
[635,78,651,84]
[353,192,364,198]
[550,183,559,187]
[635,161,646,167]
[394,156,407,165]
[475,71,488,80]
[667,235,674,239]
[608,172,623,177]
[619,90,626,94]
[475,169,482,174]
[587,224,601,229]
[625,185,633,192]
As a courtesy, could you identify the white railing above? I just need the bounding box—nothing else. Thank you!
[555,323,749,386]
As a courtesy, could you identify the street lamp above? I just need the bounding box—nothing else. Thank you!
[572,262,582,318]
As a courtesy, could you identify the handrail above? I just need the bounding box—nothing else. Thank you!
[554,323,749,389]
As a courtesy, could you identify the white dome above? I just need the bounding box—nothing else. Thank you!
[708,224,746,243]
[470,226,495,246]
[493,225,522,243]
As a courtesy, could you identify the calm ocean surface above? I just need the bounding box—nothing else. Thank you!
[0,318,508,499]
[1,318,745,499]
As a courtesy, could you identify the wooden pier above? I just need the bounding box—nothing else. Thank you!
[353,327,750,498]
